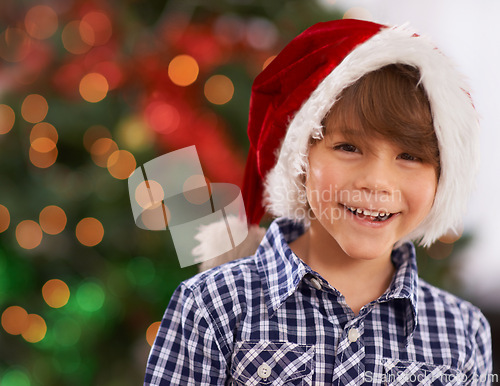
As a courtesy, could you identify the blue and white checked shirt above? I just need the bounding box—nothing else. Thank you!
[145,217,492,385]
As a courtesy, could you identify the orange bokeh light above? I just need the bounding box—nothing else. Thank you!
[30,122,58,144]
[0,205,10,233]
[21,94,48,123]
[90,137,118,167]
[183,175,212,205]
[107,150,137,180]
[16,220,43,249]
[42,279,70,308]
[0,104,15,135]
[29,146,58,168]
[80,11,112,47]
[31,137,56,153]
[204,75,234,105]
[22,314,47,343]
[83,125,111,152]
[262,55,276,70]
[25,5,59,40]
[80,73,109,103]
[140,203,170,230]
[62,20,91,55]
[1,306,29,335]
[146,321,161,346]
[76,217,104,247]
[168,55,199,87]
[39,205,67,235]
[135,180,165,209]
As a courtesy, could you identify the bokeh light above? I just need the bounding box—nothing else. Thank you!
[183,175,211,205]
[0,104,15,135]
[22,314,47,343]
[31,137,56,153]
[427,241,454,260]
[21,94,48,123]
[16,220,43,249]
[80,11,112,46]
[83,125,111,152]
[25,5,59,40]
[30,122,58,144]
[116,116,153,151]
[42,279,70,308]
[140,203,170,230]
[246,18,278,50]
[39,205,67,235]
[90,138,118,167]
[168,55,199,86]
[204,75,234,105]
[145,101,180,134]
[79,73,109,103]
[439,224,464,244]
[62,21,91,54]
[343,7,373,21]
[262,55,276,70]
[29,146,58,169]
[0,204,10,233]
[0,27,32,62]
[135,180,164,209]
[146,321,161,346]
[76,281,105,312]
[75,217,104,247]
[1,306,29,335]
[106,150,136,179]
[0,369,31,386]
[53,317,81,346]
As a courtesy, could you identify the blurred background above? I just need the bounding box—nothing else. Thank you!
[0,0,497,385]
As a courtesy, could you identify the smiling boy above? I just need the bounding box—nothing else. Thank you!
[145,20,492,385]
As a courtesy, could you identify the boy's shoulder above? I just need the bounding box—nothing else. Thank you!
[181,254,261,297]
[417,277,490,332]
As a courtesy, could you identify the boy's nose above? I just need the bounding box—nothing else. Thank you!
[354,158,397,196]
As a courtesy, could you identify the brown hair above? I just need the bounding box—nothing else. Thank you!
[320,63,440,176]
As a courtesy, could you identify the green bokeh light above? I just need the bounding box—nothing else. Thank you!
[53,316,81,346]
[0,369,30,386]
[76,281,105,312]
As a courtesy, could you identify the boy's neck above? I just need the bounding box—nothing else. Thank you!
[289,220,396,315]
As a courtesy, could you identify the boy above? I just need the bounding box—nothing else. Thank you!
[145,19,492,385]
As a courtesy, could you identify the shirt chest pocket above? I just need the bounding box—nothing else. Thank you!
[229,341,314,386]
[382,359,465,385]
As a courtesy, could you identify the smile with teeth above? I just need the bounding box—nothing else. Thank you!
[344,205,395,222]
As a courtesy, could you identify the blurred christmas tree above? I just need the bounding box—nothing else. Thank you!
[0,0,345,385]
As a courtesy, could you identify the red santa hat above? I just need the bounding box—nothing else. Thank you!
[196,19,480,270]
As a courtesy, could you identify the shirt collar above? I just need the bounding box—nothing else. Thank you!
[255,217,419,339]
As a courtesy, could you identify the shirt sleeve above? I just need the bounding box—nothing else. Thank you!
[472,312,493,384]
[144,283,228,385]
[463,310,493,385]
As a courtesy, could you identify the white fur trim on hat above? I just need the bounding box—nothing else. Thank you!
[264,24,480,246]
[194,216,267,271]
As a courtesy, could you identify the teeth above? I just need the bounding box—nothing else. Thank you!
[345,205,391,218]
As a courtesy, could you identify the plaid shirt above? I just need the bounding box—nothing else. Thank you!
[145,217,492,385]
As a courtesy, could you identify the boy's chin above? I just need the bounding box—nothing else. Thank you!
[336,237,395,262]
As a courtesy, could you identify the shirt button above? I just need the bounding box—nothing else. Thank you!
[257,363,272,379]
[310,277,322,290]
[348,327,360,343]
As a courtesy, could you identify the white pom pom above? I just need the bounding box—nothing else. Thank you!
[193,216,266,272]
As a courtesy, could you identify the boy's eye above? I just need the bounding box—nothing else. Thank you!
[398,152,421,162]
[333,143,358,153]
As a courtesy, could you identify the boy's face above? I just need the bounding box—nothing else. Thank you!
[305,128,438,261]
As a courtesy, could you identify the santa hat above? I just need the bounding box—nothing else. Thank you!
[196,19,479,270]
